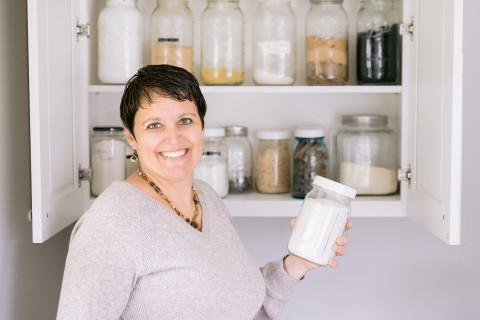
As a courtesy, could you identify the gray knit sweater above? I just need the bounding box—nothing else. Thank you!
[57,180,299,320]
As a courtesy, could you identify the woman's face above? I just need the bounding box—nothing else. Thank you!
[125,95,204,184]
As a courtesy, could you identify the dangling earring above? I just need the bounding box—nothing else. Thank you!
[130,149,138,163]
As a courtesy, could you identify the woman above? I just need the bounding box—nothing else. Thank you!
[57,65,352,319]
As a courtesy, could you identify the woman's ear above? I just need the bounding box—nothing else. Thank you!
[124,127,136,149]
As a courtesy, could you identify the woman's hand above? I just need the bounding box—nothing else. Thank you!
[283,219,353,280]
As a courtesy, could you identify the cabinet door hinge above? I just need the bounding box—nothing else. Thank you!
[400,18,414,40]
[398,166,412,188]
[76,18,91,41]
[78,166,92,187]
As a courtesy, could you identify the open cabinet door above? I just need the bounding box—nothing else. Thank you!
[27,0,90,243]
[404,0,463,245]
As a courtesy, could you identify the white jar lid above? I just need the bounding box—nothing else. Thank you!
[294,127,325,138]
[205,127,225,137]
[256,129,290,140]
[313,175,357,199]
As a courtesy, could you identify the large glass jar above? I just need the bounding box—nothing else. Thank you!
[306,0,349,85]
[356,0,401,84]
[292,127,329,199]
[334,115,398,195]
[98,0,143,84]
[225,126,253,194]
[200,0,244,85]
[194,128,229,197]
[90,127,126,196]
[253,0,296,85]
[255,130,291,193]
[150,0,194,72]
[288,175,356,266]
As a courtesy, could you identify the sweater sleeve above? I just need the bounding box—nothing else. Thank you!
[254,258,301,320]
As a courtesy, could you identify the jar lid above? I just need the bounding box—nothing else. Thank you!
[205,127,226,137]
[256,129,290,140]
[313,175,357,199]
[341,115,387,126]
[93,126,124,132]
[225,125,248,136]
[294,127,325,138]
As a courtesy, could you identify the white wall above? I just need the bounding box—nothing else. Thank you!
[0,1,478,320]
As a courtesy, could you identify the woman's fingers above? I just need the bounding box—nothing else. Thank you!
[290,218,296,227]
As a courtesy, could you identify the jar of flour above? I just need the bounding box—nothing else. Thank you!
[288,175,356,266]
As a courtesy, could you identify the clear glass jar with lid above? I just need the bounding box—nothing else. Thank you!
[150,0,194,72]
[288,175,356,266]
[90,127,127,196]
[356,0,401,84]
[200,0,244,85]
[253,0,296,85]
[224,125,253,194]
[334,115,398,195]
[194,128,229,197]
[98,0,143,84]
[305,0,349,85]
[292,127,329,199]
[255,129,291,193]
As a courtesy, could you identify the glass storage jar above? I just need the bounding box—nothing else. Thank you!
[255,129,291,193]
[194,128,229,197]
[288,175,356,266]
[225,125,253,194]
[292,127,329,199]
[98,0,143,84]
[90,127,127,196]
[150,0,194,72]
[253,0,296,85]
[356,0,401,84]
[200,0,244,85]
[334,115,398,195]
[306,0,349,85]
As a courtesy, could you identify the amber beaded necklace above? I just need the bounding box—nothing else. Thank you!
[137,169,201,230]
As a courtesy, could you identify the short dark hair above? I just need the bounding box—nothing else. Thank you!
[120,64,207,138]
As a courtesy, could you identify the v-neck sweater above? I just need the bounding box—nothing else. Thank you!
[57,180,300,320]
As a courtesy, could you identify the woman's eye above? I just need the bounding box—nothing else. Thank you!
[179,118,192,125]
[147,123,162,129]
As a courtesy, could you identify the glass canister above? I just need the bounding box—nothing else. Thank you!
[306,0,349,85]
[200,0,244,85]
[194,128,229,197]
[292,127,329,199]
[253,0,296,86]
[90,127,127,196]
[255,129,291,193]
[98,0,143,84]
[356,0,401,84]
[288,175,356,266]
[334,115,398,195]
[150,0,194,72]
[225,126,253,193]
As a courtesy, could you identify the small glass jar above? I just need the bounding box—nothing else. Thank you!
[150,0,194,72]
[225,126,253,194]
[292,127,329,199]
[288,175,356,266]
[356,0,401,84]
[255,130,291,193]
[194,128,229,197]
[306,0,349,85]
[90,127,127,196]
[334,115,398,195]
[200,0,244,85]
[253,0,296,85]
[98,0,143,84]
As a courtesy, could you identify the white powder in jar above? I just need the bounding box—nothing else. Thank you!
[288,198,349,266]
[194,157,229,198]
[91,140,126,196]
[253,69,295,85]
[339,162,398,195]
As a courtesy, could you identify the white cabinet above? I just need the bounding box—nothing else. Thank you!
[27,0,463,245]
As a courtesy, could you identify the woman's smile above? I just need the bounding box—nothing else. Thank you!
[160,149,188,158]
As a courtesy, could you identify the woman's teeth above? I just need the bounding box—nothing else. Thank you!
[161,150,186,158]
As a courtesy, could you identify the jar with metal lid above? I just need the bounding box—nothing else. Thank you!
[253,0,296,85]
[334,115,398,195]
[98,0,143,84]
[200,0,244,85]
[225,126,253,194]
[90,127,127,196]
[306,0,349,85]
[194,128,229,197]
[255,129,291,193]
[292,127,329,199]
[288,175,356,266]
[356,0,401,84]
[150,0,194,72]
